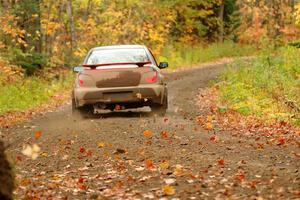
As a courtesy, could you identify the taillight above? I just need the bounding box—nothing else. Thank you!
[145,70,158,83]
[77,74,92,87]
[79,79,84,87]
[77,74,85,87]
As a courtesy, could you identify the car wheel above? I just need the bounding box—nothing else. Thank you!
[151,93,168,116]
[72,98,93,119]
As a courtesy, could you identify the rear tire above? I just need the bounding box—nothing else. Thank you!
[151,94,168,116]
[72,98,94,119]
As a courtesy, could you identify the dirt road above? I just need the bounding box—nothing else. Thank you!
[2,64,299,199]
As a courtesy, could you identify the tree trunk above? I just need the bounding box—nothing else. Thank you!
[67,0,76,51]
[85,0,92,21]
[219,0,225,43]
[35,0,42,53]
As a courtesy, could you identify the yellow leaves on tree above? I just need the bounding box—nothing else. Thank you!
[0,13,27,47]
[295,3,300,26]
[237,0,299,44]
[41,20,62,36]
[237,6,267,44]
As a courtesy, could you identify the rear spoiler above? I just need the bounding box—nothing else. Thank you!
[83,61,151,68]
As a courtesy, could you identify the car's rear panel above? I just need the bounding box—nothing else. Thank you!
[78,65,152,88]
[74,65,165,106]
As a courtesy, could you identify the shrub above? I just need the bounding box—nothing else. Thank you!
[0,72,73,115]
[159,41,256,69]
[8,48,47,75]
[219,46,300,125]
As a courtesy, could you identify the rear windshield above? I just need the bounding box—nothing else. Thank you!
[86,49,150,65]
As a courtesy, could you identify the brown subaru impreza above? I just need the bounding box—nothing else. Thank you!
[72,45,168,117]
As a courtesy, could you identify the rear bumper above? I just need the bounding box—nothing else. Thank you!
[74,84,166,107]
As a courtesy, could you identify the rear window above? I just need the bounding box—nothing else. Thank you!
[86,49,150,65]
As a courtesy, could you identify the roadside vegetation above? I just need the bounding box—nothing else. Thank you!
[0,59,73,115]
[0,72,73,115]
[159,41,256,69]
[219,47,300,125]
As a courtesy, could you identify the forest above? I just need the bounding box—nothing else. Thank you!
[0,1,300,199]
[0,0,299,71]
[0,0,300,122]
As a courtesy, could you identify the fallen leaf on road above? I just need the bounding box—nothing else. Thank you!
[103,152,109,160]
[97,142,105,148]
[145,159,155,169]
[187,179,194,184]
[159,160,170,169]
[52,175,61,182]
[249,180,257,188]
[277,138,285,145]
[41,152,48,157]
[206,122,213,130]
[218,159,225,166]
[160,131,168,139]
[162,185,175,195]
[16,155,22,162]
[143,130,153,138]
[87,150,93,157]
[235,171,246,182]
[209,135,218,142]
[135,166,145,171]
[163,117,169,124]
[114,155,121,161]
[78,177,84,184]
[34,131,42,140]
[107,143,113,148]
[207,115,213,122]
[127,175,135,183]
[173,164,184,176]
[79,147,85,153]
[164,178,176,185]
[78,183,87,190]
[21,144,41,160]
[292,190,300,196]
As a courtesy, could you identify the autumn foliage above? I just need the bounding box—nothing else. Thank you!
[1,0,299,74]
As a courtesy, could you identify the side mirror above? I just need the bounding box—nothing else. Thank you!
[158,62,168,69]
[73,66,83,73]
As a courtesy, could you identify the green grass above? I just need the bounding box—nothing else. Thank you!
[159,41,256,69]
[218,47,300,125]
[0,72,73,115]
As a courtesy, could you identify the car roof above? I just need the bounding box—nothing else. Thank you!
[92,45,146,51]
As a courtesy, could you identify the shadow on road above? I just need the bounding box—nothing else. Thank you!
[92,110,153,119]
